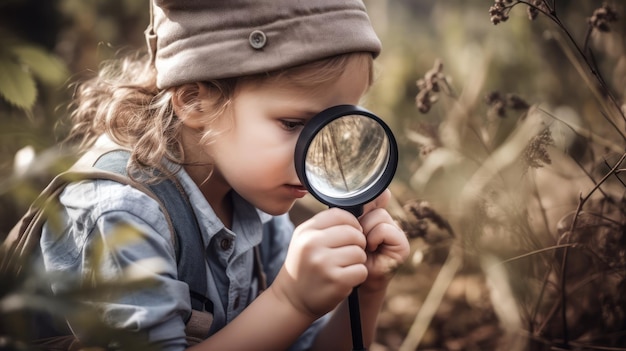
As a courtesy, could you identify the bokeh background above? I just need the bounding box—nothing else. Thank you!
[1,1,625,350]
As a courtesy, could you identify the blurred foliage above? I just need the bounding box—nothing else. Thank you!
[374,1,626,350]
[0,34,68,111]
[1,0,626,350]
[0,0,149,235]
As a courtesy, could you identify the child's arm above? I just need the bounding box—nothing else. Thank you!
[190,208,370,351]
[187,286,318,350]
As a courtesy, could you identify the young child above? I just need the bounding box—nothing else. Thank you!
[39,0,410,350]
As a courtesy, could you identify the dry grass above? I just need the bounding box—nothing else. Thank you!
[379,1,626,350]
[1,1,626,350]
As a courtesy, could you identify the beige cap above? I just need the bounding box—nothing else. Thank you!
[146,0,381,89]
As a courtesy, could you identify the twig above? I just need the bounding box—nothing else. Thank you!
[494,243,575,266]
[548,8,626,127]
[533,153,626,341]
[558,152,626,346]
[529,171,553,238]
[566,153,626,229]
[538,107,624,154]
[571,156,610,200]
[605,157,626,188]
[548,30,626,141]
[398,244,463,351]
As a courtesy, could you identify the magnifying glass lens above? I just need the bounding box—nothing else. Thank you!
[304,115,390,199]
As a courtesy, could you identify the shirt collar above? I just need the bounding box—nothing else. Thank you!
[174,166,265,249]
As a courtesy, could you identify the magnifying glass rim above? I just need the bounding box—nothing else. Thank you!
[294,104,398,209]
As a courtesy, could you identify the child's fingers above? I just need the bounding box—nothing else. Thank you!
[295,224,366,251]
[324,245,367,267]
[361,189,391,216]
[364,222,407,256]
[359,207,408,255]
[307,244,367,288]
[302,207,362,232]
[332,263,368,289]
[359,207,396,236]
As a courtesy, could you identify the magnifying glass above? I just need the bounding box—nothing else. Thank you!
[294,104,398,351]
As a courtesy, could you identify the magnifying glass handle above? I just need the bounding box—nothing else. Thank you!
[349,287,366,351]
[338,205,363,218]
[334,204,366,350]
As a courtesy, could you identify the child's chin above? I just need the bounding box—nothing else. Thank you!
[257,202,295,217]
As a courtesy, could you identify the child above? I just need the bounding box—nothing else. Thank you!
[38,0,410,350]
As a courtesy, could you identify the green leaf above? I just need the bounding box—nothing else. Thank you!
[0,55,37,110]
[10,45,68,86]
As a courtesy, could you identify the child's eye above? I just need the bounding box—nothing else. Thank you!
[279,119,305,132]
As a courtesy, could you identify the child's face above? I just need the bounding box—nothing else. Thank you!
[206,58,371,215]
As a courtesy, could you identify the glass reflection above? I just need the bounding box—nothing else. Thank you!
[305,115,390,199]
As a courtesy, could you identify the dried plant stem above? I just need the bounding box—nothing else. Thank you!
[556,152,626,345]
[569,268,626,293]
[529,172,552,237]
[539,107,624,154]
[548,31,626,141]
[567,344,626,351]
[548,0,555,14]
[495,243,575,266]
[584,210,624,228]
[571,156,610,200]
[605,158,626,188]
[582,26,593,54]
[398,245,463,351]
[531,260,554,334]
[521,328,626,351]
[459,109,542,208]
[540,106,622,195]
[544,2,626,127]
[516,1,553,18]
[532,152,626,341]
[510,0,626,138]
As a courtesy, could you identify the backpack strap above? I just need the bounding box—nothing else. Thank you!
[1,148,215,344]
[1,168,172,276]
[91,150,211,315]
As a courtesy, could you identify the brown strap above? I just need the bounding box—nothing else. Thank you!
[182,246,266,343]
[0,169,178,277]
[1,178,67,275]
[28,335,100,351]
[184,310,214,346]
[253,245,268,292]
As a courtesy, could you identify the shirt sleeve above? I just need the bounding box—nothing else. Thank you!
[261,214,330,351]
[40,179,190,351]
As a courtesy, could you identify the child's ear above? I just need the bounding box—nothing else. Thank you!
[171,83,207,130]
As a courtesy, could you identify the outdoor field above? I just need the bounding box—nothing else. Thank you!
[1,1,625,350]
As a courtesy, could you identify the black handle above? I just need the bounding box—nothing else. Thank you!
[349,287,366,351]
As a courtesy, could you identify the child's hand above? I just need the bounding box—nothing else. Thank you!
[359,189,410,293]
[271,208,368,318]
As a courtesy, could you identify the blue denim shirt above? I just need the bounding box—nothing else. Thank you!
[40,165,326,350]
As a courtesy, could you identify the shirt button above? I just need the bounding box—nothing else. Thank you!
[220,238,233,251]
[249,30,267,49]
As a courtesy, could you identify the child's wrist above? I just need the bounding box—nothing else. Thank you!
[267,284,321,321]
[359,275,392,295]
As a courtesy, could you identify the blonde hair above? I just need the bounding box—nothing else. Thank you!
[67,51,374,179]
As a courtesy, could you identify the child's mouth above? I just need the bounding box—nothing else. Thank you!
[286,184,308,198]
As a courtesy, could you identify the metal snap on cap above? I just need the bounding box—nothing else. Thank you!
[249,30,267,49]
